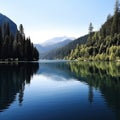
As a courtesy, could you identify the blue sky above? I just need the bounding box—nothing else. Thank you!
[0,0,115,43]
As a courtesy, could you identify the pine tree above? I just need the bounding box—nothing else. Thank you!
[19,24,25,38]
[111,0,120,35]
[88,22,93,35]
[87,22,94,46]
[0,22,39,61]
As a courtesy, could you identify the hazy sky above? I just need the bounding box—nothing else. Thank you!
[0,0,115,43]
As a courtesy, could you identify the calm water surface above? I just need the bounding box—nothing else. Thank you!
[0,61,120,120]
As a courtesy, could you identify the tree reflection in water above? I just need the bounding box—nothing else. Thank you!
[0,61,120,119]
[0,62,39,112]
[68,62,120,119]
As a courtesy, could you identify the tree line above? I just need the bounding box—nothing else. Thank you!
[66,0,120,61]
[0,23,39,61]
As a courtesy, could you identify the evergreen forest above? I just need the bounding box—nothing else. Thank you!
[0,23,39,61]
[65,0,120,61]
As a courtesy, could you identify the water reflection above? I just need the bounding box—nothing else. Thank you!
[0,61,120,120]
[38,63,74,80]
[0,62,39,112]
[38,62,120,119]
[69,62,120,107]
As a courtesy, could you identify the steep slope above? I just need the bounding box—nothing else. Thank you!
[66,3,120,61]
[0,13,39,61]
[0,13,17,35]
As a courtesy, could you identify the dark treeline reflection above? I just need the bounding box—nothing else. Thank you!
[39,62,120,119]
[0,62,39,112]
[68,62,120,119]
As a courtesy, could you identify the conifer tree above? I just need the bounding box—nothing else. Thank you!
[111,0,120,35]
[0,22,39,61]
[88,22,93,35]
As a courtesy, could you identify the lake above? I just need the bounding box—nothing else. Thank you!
[0,61,120,120]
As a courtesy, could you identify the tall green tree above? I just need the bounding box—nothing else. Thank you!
[88,22,93,35]
[111,0,120,35]
[0,22,39,61]
[19,24,25,38]
[87,23,94,46]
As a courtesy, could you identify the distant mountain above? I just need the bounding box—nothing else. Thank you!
[41,34,89,59]
[34,37,74,58]
[0,13,17,35]
[41,36,75,46]
[42,39,72,52]
[34,44,46,53]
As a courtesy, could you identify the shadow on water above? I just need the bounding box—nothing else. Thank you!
[0,62,39,112]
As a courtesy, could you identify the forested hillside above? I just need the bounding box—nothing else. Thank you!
[0,22,39,61]
[0,13,17,35]
[66,0,120,61]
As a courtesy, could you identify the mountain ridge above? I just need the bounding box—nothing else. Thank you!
[0,13,17,35]
[34,38,73,58]
[41,34,89,59]
[41,36,75,46]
